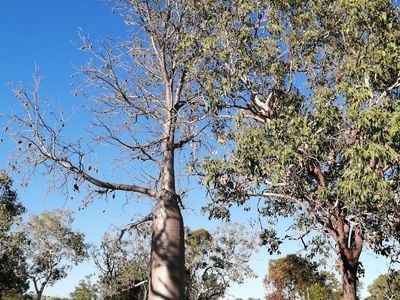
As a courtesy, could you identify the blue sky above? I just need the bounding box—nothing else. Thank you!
[0,1,249,296]
[0,1,392,299]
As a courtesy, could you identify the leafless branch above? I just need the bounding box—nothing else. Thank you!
[117,213,153,242]
[373,75,400,106]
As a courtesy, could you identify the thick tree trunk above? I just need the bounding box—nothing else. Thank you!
[148,116,185,299]
[338,251,358,300]
[336,225,363,300]
[149,190,185,300]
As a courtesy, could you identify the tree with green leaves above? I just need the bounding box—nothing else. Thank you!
[367,271,400,300]
[94,223,256,300]
[264,254,341,300]
[197,1,400,299]
[0,171,28,298]
[185,224,257,300]
[70,278,98,300]
[24,209,88,300]
[10,0,213,298]
[93,226,150,299]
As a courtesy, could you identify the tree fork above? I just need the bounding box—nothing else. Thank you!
[337,225,363,300]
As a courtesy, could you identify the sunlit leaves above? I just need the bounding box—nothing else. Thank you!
[200,0,400,279]
[25,209,88,296]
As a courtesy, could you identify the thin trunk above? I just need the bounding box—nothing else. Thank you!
[36,290,42,300]
[32,278,42,300]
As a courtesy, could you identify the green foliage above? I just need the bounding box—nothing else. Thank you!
[25,209,88,298]
[264,254,341,300]
[0,171,28,296]
[2,293,34,300]
[93,226,150,299]
[199,1,400,295]
[367,271,400,300]
[70,278,98,300]
[186,228,212,255]
[185,224,258,300]
[94,223,257,300]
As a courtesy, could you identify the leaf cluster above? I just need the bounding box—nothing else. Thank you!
[201,0,400,260]
[0,171,28,296]
[264,254,341,300]
[367,271,400,300]
[185,224,258,300]
[25,209,88,293]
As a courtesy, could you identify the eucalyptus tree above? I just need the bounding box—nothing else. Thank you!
[264,254,341,300]
[367,271,400,300]
[10,0,211,299]
[0,171,28,298]
[185,224,257,300]
[70,278,98,300]
[93,226,150,299]
[196,1,400,299]
[24,210,87,300]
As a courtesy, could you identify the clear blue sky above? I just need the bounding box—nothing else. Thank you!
[0,1,391,299]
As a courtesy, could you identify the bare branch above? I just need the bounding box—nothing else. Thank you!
[12,78,157,198]
[117,213,153,242]
[373,75,400,106]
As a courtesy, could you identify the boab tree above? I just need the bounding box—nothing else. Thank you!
[198,0,400,299]
[10,0,211,299]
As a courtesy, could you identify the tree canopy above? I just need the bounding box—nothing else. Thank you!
[264,254,341,300]
[185,224,257,299]
[93,226,150,299]
[24,209,88,300]
[0,171,28,297]
[367,271,400,300]
[70,278,98,300]
[198,0,400,299]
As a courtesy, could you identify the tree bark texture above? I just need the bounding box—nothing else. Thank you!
[148,114,185,299]
[336,225,363,300]
[149,190,185,299]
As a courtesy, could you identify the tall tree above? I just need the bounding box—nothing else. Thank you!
[197,1,400,299]
[264,254,341,300]
[24,209,88,300]
[10,0,211,299]
[0,171,28,298]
